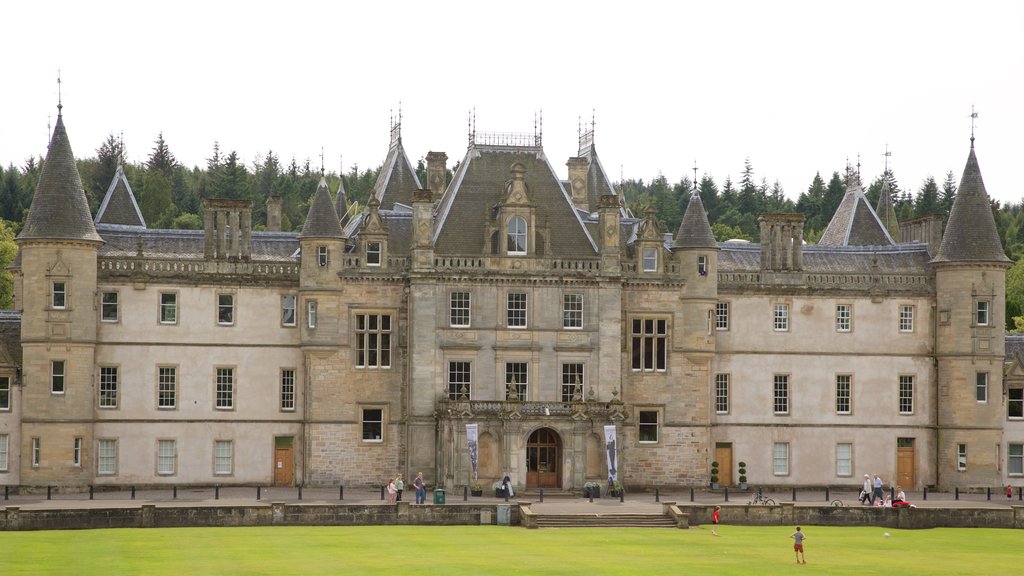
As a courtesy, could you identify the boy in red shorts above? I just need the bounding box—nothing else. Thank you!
[711,505,720,536]
[790,526,806,564]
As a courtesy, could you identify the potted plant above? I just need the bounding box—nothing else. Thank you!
[470,483,483,497]
[492,480,506,498]
[738,461,748,490]
[583,481,601,498]
[710,461,720,489]
[610,481,624,497]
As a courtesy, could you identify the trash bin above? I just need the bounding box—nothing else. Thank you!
[433,489,446,505]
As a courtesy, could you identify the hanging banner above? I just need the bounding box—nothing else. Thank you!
[466,423,479,481]
[604,425,618,483]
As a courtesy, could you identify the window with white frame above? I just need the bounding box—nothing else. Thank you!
[367,241,381,266]
[507,216,527,255]
[0,434,8,472]
[507,293,527,328]
[52,281,66,309]
[281,295,297,327]
[217,293,235,325]
[563,293,583,329]
[773,442,790,475]
[715,374,730,414]
[899,305,914,332]
[836,374,852,414]
[355,313,392,368]
[1010,388,1023,419]
[98,439,117,475]
[51,360,65,394]
[1009,443,1023,475]
[957,443,967,471]
[157,439,176,475]
[158,367,177,409]
[98,366,118,409]
[715,302,729,330]
[976,300,990,326]
[214,440,233,475]
[215,368,234,410]
[73,437,82,467]
[307,300,317,329]
[638,410,659,443]
[899,375,914,414]
[976,372,988,403]
[101,291,118,322]
[642,247,658,272]
[280,369,295,411]
[362,407,384,442]
[317,245,328,267]
[450,292,470,327]
[774,303,789,331]
[31,437,40,467]
[0,376,9,410]
[836,304,851,332]
[631,317,668,371]
[505,362,528,401]
[697,255,708,276]
[160,292,178,324]
[836,443,852,476]
[774,374,790,415]
[448,361,471,400]
[561,363,584,402]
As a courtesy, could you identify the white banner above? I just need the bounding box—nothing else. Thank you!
[466,423,479,481]
[604,425,618,483]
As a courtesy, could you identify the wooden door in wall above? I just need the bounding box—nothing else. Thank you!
[274,437,294,487]
[526,428,561,489]
[715,444,733,486]
[896,437,915,488]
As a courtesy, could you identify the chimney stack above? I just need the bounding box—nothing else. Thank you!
[758,213,804,272]
[203,199,253,260]
[426,151,448,201]
[266,196,283,232]
[566,157,589,210]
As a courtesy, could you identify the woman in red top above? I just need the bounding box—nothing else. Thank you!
[711,505,721,536]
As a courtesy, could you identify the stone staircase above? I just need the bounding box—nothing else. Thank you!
[533,512,678,528]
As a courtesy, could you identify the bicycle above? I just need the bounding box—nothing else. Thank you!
[831,499,845,507]
[749,487,775,506]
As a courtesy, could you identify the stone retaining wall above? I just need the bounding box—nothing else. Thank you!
[685,503,1024,530]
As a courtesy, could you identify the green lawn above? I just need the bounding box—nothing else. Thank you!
[1,525,1017,575]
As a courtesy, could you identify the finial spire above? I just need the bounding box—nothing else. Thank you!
[969,105,978,148]
[883,143,892,173]
[693,160,698,193]
[856,153,861,180]
[56,69,63,114]
[118,131,124,167]
[320,146,325,175]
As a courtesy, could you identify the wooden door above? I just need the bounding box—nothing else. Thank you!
[715,443,733,486]
[274,441,294,487]
[526,428,561,489]
[896,437,915,488]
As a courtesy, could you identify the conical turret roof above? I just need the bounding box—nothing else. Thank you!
[95,164,146,227]
[818,177,893,246]
[18,112,103,243]
[674,193,717,248]
[932,144,1009,264]
[299,176,344,238]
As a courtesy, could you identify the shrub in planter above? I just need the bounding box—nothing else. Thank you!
[470,483,483,497]
[610,481,624,497]
[583,481,601,498]
[710,461,720,488]
[738,461,748,490]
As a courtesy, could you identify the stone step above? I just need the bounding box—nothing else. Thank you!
[534,513,677,528]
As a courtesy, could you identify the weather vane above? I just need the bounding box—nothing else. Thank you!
[883,144,892,173]
[57,69,62,113]
[969,105,978,145]
[692,160,698,192]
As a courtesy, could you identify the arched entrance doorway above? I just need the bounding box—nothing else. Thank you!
[526,428,561,489]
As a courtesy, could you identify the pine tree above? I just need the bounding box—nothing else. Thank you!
[914,176,940,217]
[147,132,177,177]
[940,170,957,215]
[90,133,124,212]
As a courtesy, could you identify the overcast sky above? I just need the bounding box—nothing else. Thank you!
[3,1,1022,204]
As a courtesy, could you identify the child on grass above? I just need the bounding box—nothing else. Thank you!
[711,505,720,536]
[790,526,806,564]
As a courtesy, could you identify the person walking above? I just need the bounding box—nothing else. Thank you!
[395,475,404,502]
[414,472,427,504]
[790,526,807,564]
[1008,485,1013,501]
[711,505,721,536]
[386,477,397,504]
[861,474,872,505]
[872,475,884,506]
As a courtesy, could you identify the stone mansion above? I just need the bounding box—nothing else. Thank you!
[1,106,1022,494]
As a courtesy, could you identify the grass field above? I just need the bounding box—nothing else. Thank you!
[0,525,1017,575]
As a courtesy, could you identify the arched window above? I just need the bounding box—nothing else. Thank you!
[507,216,527,255]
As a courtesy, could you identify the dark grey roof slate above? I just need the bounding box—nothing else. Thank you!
[95,165,146,227]
[932,146,1009,264]
[579,140,623,214]
[719,242,932,274]
[674,193,717,248]
[372,140,423,211]
[335,178,350,228]
[0,313,22,368]
[875,178,899,239]
[18,114,103,243]
[818,183,893,246]
[1006,334,1024,363]
[299,177,344,239]
[98,228,298,261]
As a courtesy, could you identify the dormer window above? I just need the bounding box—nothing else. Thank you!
[698,255,708,276]
[642,248,658,272]
[507,216,527,255]
[367,242,382,266]
[317,246,328,267]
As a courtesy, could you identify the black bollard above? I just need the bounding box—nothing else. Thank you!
[619,489,625,503]
[257,486,261,500]
[47,486,52,500]
[298,486,303,500]
[4,485,8,500]
[339,485,344,500]
[173,485,177,499]
[825,486,830,502]
[90,485,94,500]
[923,487,927,500]
[589,491,594,503]
[987,487,991,501]
[890,486,894,501]
[690,487,695,502]
[215,485,219,500]
[540,488,544,503]
[724,487,729,502]
[1018,487,1022,501]
[463,485,468,501]
[955,487,959,500]
[655,488,660,503]
[380,485,385,501]
[792,487,796,501]
[504,489,509,503]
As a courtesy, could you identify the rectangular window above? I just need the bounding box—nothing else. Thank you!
[976,372,988,403]
[367,242,381,266]
[899,305,914,332]
[507,293,527,328]
[697,255,708,276]
[307,300,317,329]
[362,408,383,442]
[218,293,235,325]
[642,247,657,272]
[774,374,789,415]
[957,443,967,471]
[773,442,789,476]
[899,375,915,414]
[101,291,118,322]
[836,443,852,476]
[98,366,118,409]
[157,439,176,475]
[52,281,66,309]
[1009,443,1023,476]
[51,360,65,394]
[214,440,233,475]
[215,367,234,410]
[505,362,528,401]
[976,300,990,326]
[835,304,851,332]
[715,302,729,330]
[160,292,178,324]
[281,295,297,327]
[774,303,789,331]
[450,292,470,327]
[638,410,659,443]
[73,437,82,467]
[1009,388,1024,419]
[561,363,585,402]
[631,317,668,371]
[317,245,328,267]
[31,437,40,467]
[355,313,392,368]
[836,374,852,415]
[158,367,177,409]
[447,361,471,400]
[280,369,295,411]
[0,376,9,410]
[562,293,583,329]
[98,439,117,475]
[715,374,730,414]
[0,434,8,472]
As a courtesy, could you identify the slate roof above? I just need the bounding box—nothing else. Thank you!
[719,242,932,274]
[95,165,146,228]
[335,178,350,228]
[372,138,423,211]
[97,228,298,261]
[299,177,344,239]
[875,177,900,240]
[0,312,22,368]
[578,136,623,214]
[432,145,598,257]
[932,145,1010,264]
[818,179,894,247]
[1007,334,1024,364]
[18,112,104,243]
[673,193,717,248]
